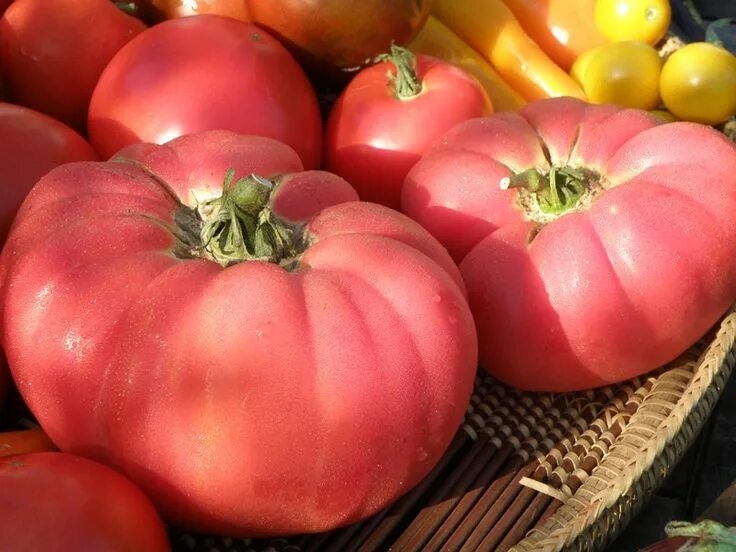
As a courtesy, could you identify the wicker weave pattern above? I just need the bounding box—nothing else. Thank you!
[171,310,736,552]
[514,310,736,551]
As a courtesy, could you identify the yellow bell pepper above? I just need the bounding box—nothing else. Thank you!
[432,0,586,102]
[409,16,526,112]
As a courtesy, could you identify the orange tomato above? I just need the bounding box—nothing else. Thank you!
[0,428,57,458]
[502,0,607,71]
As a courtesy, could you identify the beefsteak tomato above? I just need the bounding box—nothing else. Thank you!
[403,97,736,391]
[0,0,145,132]
[88,15,322,168]
[1,130,477,536]
[325,45,491,209]
[0,452,169,551]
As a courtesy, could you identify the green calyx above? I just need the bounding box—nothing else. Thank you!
[665,520,736,550]
[376,44,423,100]
[501,166,589,216]
[114,2,139,16]
[199,170,299,266]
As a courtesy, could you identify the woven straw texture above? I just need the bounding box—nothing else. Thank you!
[171,309,736,552]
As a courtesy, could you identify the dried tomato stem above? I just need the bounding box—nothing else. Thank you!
[501,166,590,216]
[376,44,424,100]
[199,170,299,266]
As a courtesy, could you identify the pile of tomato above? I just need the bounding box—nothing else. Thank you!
[0,0,735,549]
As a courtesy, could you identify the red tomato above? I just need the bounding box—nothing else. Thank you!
[0,103,96,406]
[0,0,145,132]
[89,15,322,168]
[0,0,10,15]
[0,452,169,551]
[403,97,736,391]
[0,103,97,242]
[1,130,477,536]
[324,46,491,209]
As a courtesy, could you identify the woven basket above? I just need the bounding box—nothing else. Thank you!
[170,307,736,552]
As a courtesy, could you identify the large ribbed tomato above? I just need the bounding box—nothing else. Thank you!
[1,130,477,536]
[403,97,736,391]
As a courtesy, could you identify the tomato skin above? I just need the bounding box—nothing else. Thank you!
[594,0,671,45]
[0,0,145,132]
[1,130,477,536]
[0,452,169,551]
[403,97,736,391]
[0,103,96,403]
[324,53,490,209]
[134,0,249,22]
[246,0,430,77]
[0,103,97,242]
[88,15,322,168]
[0,428,57,458]
[660,42,736,125]
[570,41,662,110]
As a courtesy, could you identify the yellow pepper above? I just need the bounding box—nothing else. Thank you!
[409,16,526,112]
[432,0,586,102]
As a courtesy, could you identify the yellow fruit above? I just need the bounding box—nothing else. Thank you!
[594,0,671,45]
[571,41,662,110]
[660,42,736,125]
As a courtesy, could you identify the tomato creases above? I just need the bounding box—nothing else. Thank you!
[0,452,169,551]
[305,201,464,293]
[428,112,547,171]
[88,231,476,536]
[402,148,524,261]
[264,171,359,222]
[605,122,736,186]
[567,108,659,170]
[518,97,658,168]
[403,96,736,391]
[587,182,736,346]
[113,131,306,207]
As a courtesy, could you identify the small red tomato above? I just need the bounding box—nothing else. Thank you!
[0,0,145,132]
[325,46,491,209]
[0,452,169,551]
[88,15,322,167]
